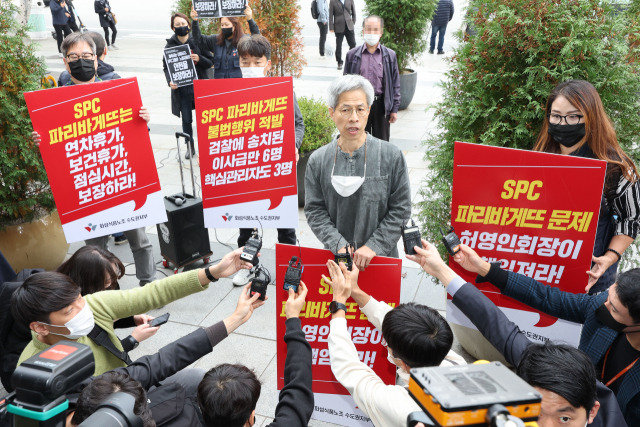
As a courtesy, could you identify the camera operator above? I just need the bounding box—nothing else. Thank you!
[68,283,310,427]
[407,239,627,427]
[11,248,254,377]
[197,283,313,426]
[65,282,267,426]
[322,260,465,426]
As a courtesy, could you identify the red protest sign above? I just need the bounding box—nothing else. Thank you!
[449,142,606,342]
[24,78,166,243]
[194,77,298,229]
[275,244,400,424]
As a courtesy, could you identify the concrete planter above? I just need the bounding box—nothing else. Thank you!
[399,69,417,111]
[0,210,69,272]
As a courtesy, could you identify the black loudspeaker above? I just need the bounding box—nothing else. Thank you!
[156,194,212,268]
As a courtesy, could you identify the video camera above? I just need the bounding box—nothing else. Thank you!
[406,362,542,427]
[0,341,142,427]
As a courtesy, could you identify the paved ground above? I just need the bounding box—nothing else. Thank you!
[3,1,470,425]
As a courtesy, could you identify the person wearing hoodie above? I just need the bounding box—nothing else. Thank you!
[58,31,120,86]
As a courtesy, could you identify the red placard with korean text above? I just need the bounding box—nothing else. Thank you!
[276,244,400,426]
[24,78,166,243]
[194,77,298,229]
[448,142,606,345]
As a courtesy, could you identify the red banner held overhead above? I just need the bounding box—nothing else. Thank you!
[194,77,298,229]
[449,141,606,344]
[24,78,166,243]
[275,244,401,426]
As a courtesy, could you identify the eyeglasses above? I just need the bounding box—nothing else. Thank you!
[548,113,584,125]
[66,53,95,61]
[338,106,369,118]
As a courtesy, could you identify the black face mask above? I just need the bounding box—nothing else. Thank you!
[595,304,628,333]
[222,27,233,38]
[174,26,189,37]
[547,123,586,148]
[68,58,96,82]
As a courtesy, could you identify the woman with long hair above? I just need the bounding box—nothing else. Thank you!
[163,12,214,159]
[190,5,260,79]
[533,79,640,294]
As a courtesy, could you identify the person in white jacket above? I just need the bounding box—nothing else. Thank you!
[323,260,466,426]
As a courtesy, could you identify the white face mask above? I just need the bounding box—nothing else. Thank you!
[241,66,266,78]
[363,34,380,47]
[387,352,411,386]
[330,140,367,197]
[40,302,95,339]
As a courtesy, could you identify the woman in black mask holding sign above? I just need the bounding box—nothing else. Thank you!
[190,5,260,79]
[163,12,214,159]
[533,80,640,294]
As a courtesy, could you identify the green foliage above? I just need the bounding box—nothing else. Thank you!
[365,0,438,71]
[419,0,640,268]
[298,96,335,156]
[0,2,54,229]
[253,0,306,77]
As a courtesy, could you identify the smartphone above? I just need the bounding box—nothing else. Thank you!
[149,313,170,327]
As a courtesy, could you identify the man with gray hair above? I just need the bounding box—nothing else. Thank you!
[304,74,411,270]
[32,32,156,288]
[59,31,120,86]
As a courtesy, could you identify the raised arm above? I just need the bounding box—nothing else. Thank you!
[270,283,314,426]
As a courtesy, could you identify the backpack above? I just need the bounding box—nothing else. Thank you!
[311,0,319,19]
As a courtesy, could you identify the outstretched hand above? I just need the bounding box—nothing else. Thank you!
[405,239,445,275]
[210,247,255,279]
[453,244,489,276]
[323,260,352,303]
[285,281,308,319]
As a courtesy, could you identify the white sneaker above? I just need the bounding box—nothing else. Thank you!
[232,269,254,287]
[110,44,119,50]
[58,52,63,58]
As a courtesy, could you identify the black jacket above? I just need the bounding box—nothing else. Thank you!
[432,0,454,27]
[163,32,214,118]
[190,20,260,79]
[344,44,401,115]
[74,318,313,426]
[94,0,113,28]
[58,59,121,87]
[0,269,44,391]
[452,281,628,427]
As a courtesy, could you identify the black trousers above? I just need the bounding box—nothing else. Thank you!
[103,21,117,45]
[335,28,356,65]
[365,95,390,141]
[54,24,72,53]
[317,22,328,56]
[238,228,297,247]
[68,19,79,32]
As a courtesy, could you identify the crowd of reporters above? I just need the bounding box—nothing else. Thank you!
[4,4,640,426]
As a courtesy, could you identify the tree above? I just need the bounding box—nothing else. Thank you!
[419,0,640,268]
[0,2,54,228]
[253,0,306,77]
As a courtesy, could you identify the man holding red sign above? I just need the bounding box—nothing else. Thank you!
[28,32,158,286]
